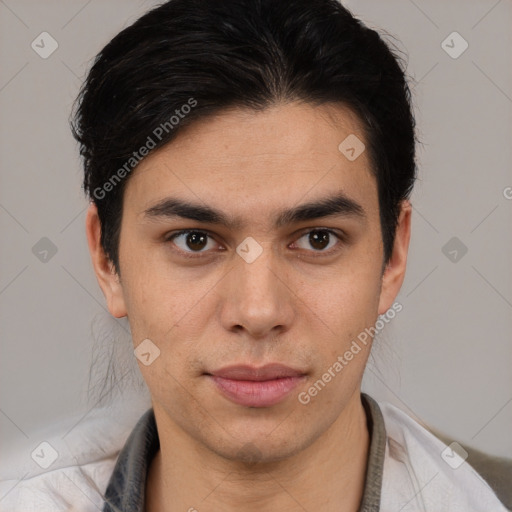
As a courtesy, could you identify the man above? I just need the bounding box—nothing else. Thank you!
[3,0,509,510]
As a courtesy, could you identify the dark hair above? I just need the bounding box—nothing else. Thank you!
[71,0,417,273]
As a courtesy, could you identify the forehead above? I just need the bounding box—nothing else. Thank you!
[123,101,378,223]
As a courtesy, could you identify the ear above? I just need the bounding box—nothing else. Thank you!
[85,203,127,318]
[378,200,412,315]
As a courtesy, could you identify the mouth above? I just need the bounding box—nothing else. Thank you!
[205,363,308,408]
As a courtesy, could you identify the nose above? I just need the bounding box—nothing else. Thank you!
[218,240,295,339]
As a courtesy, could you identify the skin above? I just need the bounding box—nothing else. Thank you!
[86,101,411,512]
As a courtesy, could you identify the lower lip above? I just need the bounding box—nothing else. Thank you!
[209,375,306,407]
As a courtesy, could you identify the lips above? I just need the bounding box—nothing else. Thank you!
[206,364,307,407]
[210,363,306,381]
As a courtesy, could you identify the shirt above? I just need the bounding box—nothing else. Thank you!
[101,394,510,512]
[1,394,510,511]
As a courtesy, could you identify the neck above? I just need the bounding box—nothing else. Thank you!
[146,391,370,512]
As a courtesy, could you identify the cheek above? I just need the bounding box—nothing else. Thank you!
[305,260,382,337]
[121,264,212,381]
[118,239,190,334]
[137,358,208,437]
[299,274,380,405]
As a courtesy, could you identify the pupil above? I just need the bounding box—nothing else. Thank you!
[187,231,207,251]
[310,230,329,250]
[184,231,330,252]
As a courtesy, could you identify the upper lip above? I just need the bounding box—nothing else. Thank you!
[207,363,307,381]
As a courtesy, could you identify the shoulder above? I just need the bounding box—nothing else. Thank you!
[372,397,512,512]
[431,426,512,511]
[0,402,150,512]
[0,457,117,512]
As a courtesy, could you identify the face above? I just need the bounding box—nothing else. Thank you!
[87,101,410,463]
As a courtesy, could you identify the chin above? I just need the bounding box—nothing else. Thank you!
[204,428,315,466]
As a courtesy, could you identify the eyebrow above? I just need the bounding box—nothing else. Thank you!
[143,192,366,229]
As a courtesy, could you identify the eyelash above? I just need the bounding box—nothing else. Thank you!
[164,228,345,259]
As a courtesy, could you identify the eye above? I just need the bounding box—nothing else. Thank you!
[291,229,343,254]
[166,230,218,257]
[165,228,344,259]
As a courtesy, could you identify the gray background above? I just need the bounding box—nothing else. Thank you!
[0,0,511,480]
